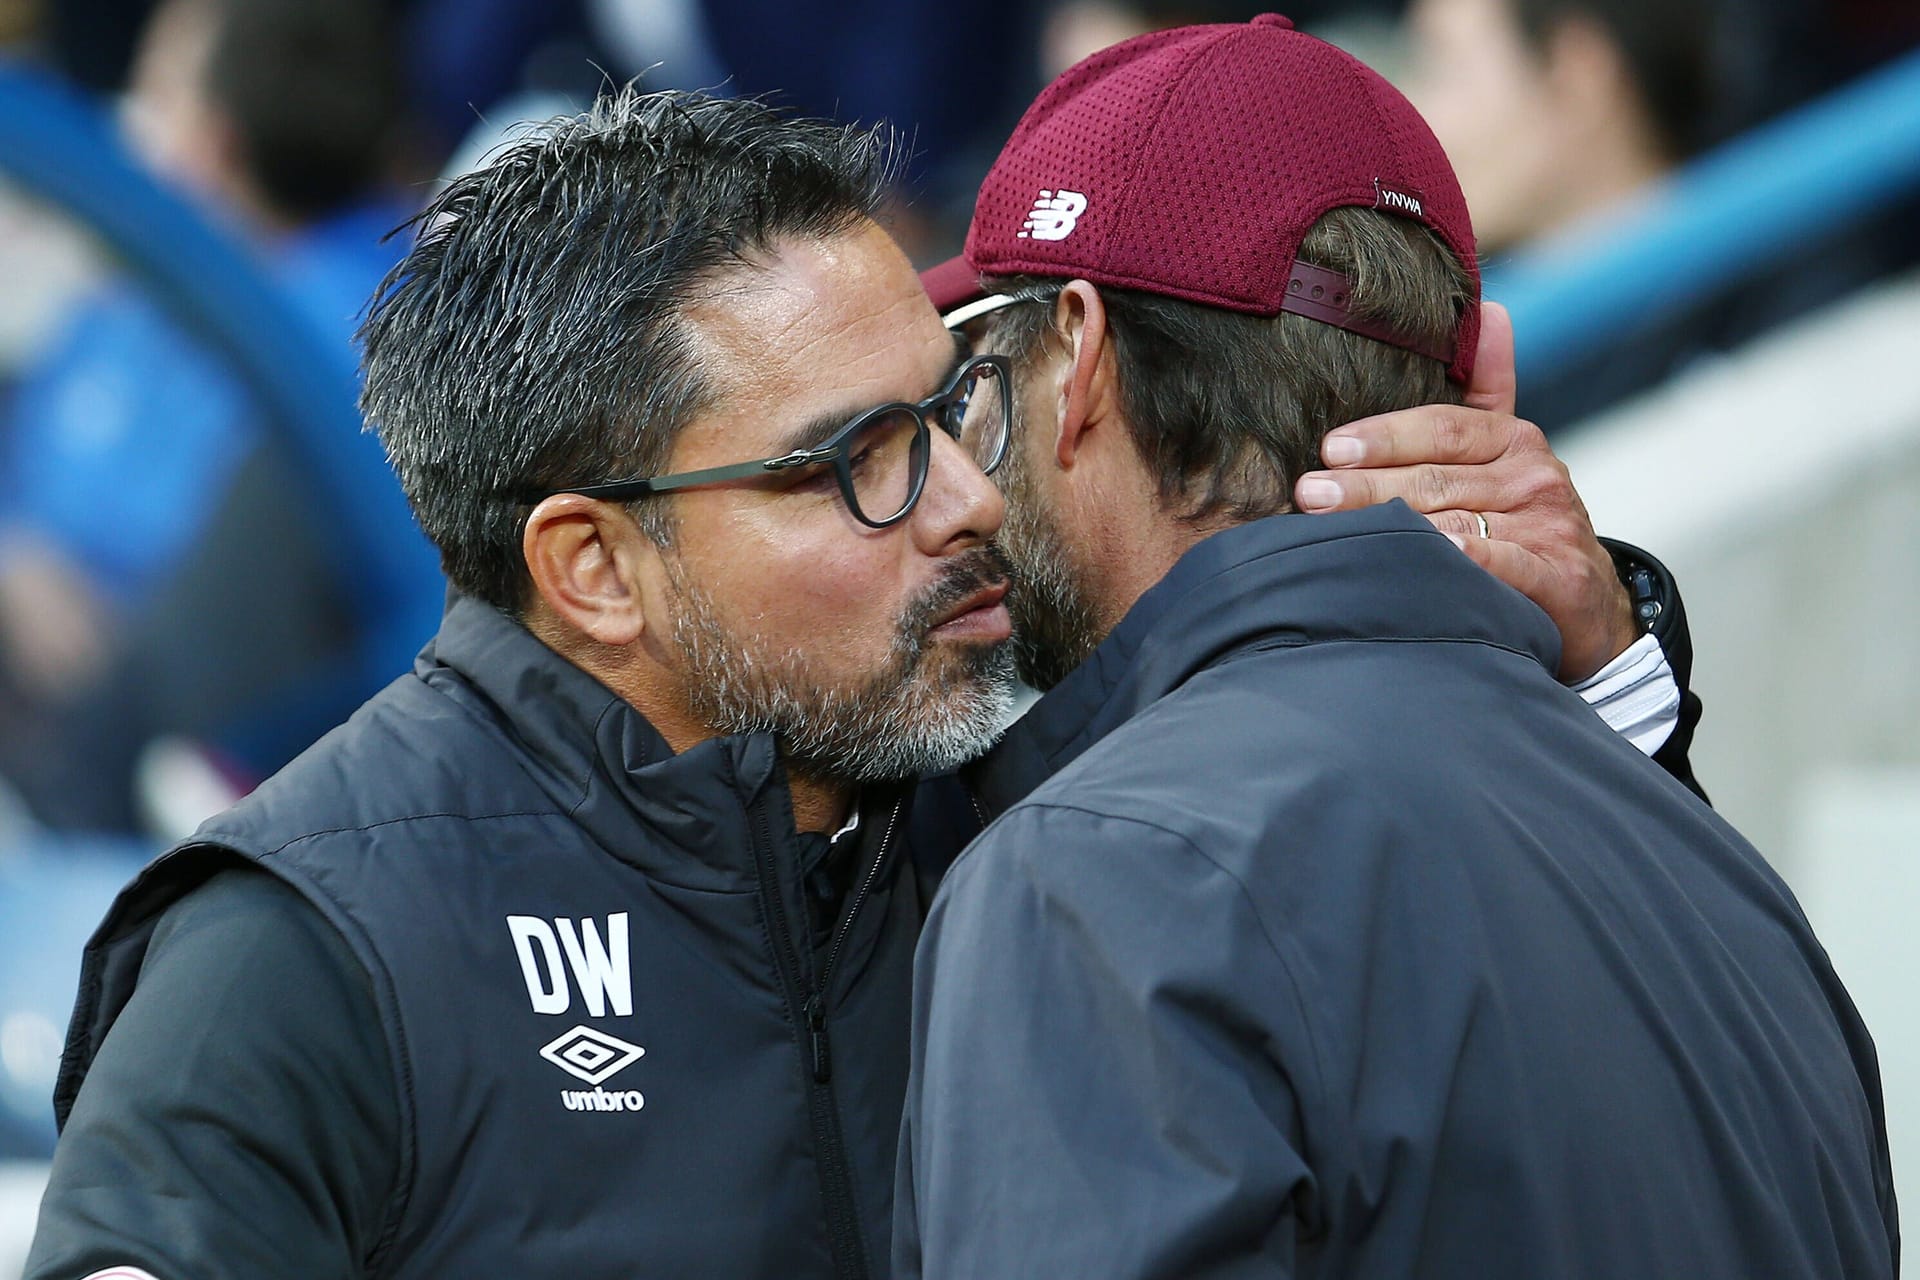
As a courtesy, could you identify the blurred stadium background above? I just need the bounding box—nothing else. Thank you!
[0,0,1916,1270]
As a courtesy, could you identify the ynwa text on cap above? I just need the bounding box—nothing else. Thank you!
[1373,180,1424,219]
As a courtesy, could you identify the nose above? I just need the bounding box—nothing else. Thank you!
[911,423,1005,553]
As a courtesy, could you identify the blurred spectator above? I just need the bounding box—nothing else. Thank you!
[0,0,35,47]
[0,0,109,373]
[39,0,158,93]
[1832,0,1920,76]
[400,0,601,163]
[1406,0,1920,431]
[691,0,1041,254]
[1039,0,1402,79]
[0,182,105,381]
[0,0,423,833]
[403,0,1043,261]
[1406,0,1716,259]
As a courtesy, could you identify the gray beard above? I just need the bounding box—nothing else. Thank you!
[665,545,1018,783]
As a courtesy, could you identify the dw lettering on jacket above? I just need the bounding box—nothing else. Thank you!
[508,914,633,1016]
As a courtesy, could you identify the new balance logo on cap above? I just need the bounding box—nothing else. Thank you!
[1019,189,1087,240]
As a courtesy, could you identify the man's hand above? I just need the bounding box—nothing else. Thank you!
[1291,301,1636,683]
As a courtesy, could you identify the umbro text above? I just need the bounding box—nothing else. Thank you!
[562,1087,646,1112]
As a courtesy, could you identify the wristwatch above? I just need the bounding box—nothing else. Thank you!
[1602,537,1675,640]
[1599,537,1706,801]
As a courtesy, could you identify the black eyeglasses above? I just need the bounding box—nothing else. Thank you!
[534,354,1012,529]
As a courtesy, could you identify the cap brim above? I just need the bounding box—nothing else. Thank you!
[920,255,986,315]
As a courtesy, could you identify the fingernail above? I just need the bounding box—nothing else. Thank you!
[1322,435,1364,466]
[1445,532,1467,551]
[1296,477,1342,511]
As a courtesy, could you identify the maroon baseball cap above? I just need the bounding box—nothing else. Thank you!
[923,13,1480,383]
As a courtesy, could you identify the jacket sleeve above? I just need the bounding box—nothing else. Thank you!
[25,867,400,1280]
[896,803,1319,1280]
[1601,537,1707,802]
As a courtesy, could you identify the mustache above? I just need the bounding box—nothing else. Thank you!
[904,543,1016,639]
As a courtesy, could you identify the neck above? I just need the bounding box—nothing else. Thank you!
[786,772,856,835]
[1089,502,1231,642]
[1056,435,1217,643]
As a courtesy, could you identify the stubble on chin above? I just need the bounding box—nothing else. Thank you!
[661,545,1018,782]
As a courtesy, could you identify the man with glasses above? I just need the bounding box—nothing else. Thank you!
[28,91,1020,1280]
[898,16,1896,1279]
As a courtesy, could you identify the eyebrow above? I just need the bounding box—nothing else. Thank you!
[773,337,973,455]
[776,407,865,457]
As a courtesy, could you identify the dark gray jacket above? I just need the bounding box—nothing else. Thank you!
[898,504,1898,1279]
[34,594,919,1280]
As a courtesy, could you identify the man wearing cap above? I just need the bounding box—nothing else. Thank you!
[897,16,1897,1279]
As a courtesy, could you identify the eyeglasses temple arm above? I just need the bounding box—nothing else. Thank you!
[566,448,838,500]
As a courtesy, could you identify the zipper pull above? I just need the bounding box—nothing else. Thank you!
[807,995,832,1083]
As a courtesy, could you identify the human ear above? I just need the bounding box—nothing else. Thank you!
[1051,280,1115,469]
[521,496,657,647]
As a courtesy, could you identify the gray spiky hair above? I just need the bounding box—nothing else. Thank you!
[359,88,896,613]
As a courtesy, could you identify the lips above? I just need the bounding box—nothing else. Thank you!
[925,580,1013,647]
[930,580,1009,631]
[914,544,1017,646]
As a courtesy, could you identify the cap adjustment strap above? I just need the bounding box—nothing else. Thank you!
[1279,261,1455,366]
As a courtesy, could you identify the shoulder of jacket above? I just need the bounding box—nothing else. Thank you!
[205,678,572,856]
[948,793,1215,892]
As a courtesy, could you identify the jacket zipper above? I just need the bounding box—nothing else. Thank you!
[810,797,905,1070]
[749,795,898,1280]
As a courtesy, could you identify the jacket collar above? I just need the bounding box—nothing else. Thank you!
[418,593,794,889]
[969,501,1562,817]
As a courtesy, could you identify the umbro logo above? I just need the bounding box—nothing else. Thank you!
[543,1024,647,1113]
[1018,189,1087,241]
[542,1024,644,1084]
